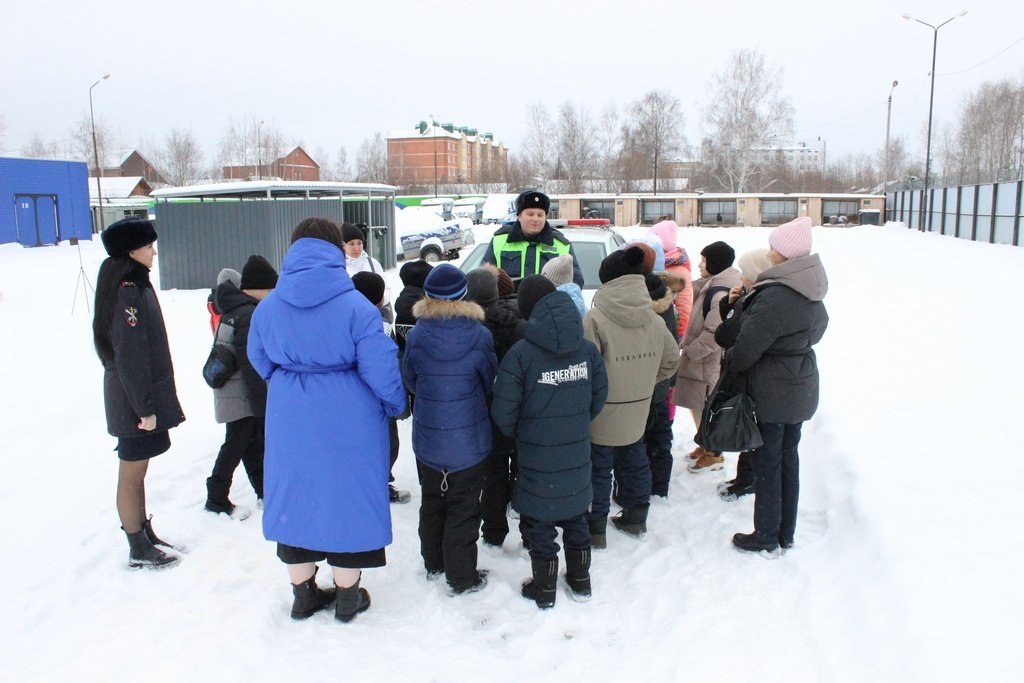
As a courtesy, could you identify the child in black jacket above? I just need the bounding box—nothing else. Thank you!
[491,276,608,609]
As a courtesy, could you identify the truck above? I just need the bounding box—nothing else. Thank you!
[395,205,474,262]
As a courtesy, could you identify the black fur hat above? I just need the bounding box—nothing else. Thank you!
[598,245,646,284]
[100,217,158,257]
[399,259,434,288]
[515,190,550,215]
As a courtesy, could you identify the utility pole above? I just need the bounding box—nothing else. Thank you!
[884,80,899,188]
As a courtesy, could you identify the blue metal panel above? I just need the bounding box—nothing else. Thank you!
[0,157,93,245]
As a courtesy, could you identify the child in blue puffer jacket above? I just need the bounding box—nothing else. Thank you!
[403,264,498,595]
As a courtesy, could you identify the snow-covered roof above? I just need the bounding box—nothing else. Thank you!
[89,176,149,199]
[150,180,395,199]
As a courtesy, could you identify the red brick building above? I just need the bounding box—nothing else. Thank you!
[388,124,508,187]
[223,146,321,182]
[101,150,165,186]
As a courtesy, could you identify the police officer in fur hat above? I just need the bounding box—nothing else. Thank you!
[481,190,585,288]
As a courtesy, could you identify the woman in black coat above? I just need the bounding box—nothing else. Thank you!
[93,218,185,569]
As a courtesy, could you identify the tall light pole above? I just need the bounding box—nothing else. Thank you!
[884,80,899,189]
[903,10,967,231]
[89,73,110,232]
[429,113,438,197]
[256,119,265,181]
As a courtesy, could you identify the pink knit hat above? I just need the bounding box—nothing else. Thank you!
[769,217,812,259]
[648,220,678,252]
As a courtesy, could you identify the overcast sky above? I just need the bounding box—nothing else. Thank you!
[2,0,1022,171]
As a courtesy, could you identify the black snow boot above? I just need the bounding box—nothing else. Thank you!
[335,576,371,623]
[124,527,179,569]
[521,558,558,610]
[143,515,186,553]
[588,517,607,550]
[205,476,236,515]
[290,567,335,620]
[610,505,649,537]
[732,532,780,554]
[564,548,592,602]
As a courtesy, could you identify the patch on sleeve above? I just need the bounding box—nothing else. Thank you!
[124,306,139,327]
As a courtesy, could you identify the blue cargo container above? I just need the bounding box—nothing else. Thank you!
[0,157,93,246]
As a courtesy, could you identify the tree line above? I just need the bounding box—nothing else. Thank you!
[3,49,1021,193]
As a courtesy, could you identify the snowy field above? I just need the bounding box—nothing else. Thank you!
[0,222,1020,682]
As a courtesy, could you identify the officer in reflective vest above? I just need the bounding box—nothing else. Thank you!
[482,190,585,288]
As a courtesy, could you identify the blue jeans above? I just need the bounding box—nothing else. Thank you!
[589,440,650,531]
[752,422,802,545]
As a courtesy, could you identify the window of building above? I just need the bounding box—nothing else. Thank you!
[760,199,798,225]
[641,200,674,225]
[581,200,615,221]
[823,200,859,223]
[699,200,736,225]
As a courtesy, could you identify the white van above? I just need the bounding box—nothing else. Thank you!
[481,194,517,224]
[453,197,485,224]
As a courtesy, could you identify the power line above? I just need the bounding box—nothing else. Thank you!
[939,34,1024,76]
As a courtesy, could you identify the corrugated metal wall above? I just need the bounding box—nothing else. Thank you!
[154,197,395,290]
[0,157,93,245]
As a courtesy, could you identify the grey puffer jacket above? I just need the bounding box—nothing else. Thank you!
[212,282,267,424]
[583,275,679,446]
[724,254,829,424]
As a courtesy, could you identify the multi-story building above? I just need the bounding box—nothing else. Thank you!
[387,123,508,187]
[754,139,826,174]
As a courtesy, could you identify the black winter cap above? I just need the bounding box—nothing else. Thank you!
[341,222,365,243]
[517,274,556,320]
[515,190,550,215]
[598,245,646,284]
[466,268,499,307]
[101,217,158,257]
[645,273,668,301]
[240,255,278,290]
[352,271,386,306]
[701,241,736,275]
[399,259,433,288]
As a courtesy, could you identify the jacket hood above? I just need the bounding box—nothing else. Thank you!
[410,297,487,360]
[213,281,257,315]
[651,287,676,315]
[657,270,687,293]
[592,275,653,328]
[756,253,828,302]
[275,238,353,308]
[523,291,583,354]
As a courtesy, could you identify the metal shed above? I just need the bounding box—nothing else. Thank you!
[150,181,396,290]
[0,157,93,246]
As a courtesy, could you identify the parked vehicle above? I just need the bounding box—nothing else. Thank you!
[481,194,517,224]
[453,197,485,224]
[396,206,474,262]
[421,197,454,221]
[459,219,625,306]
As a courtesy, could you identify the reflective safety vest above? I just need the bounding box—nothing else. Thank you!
[490,232,570,279]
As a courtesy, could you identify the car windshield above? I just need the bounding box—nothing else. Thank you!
[572,241,607,289]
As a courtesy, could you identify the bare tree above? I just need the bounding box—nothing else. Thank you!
[594,102,622,191]
[157,128,203,187]
[23,133,62,160]
[70,114,116,171]
[555,102,598,194]
[950,78,1024,184]
[521,102,556,183]
[504,153,532,192]
[217,118,285,179]
[320,146,352,181]
[702,49,794,192]
[355,132,389,183]
[624,90,686,193]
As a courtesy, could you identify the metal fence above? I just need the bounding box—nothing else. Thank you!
[886,181,1023,246]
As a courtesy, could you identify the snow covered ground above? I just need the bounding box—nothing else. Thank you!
[0,222,1020,682]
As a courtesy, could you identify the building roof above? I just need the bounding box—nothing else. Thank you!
[89,176,151,199]
[150,180,395,200]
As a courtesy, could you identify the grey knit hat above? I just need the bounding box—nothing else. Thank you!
[541,254,574,286]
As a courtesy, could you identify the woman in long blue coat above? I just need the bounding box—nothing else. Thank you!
[248,217,407,623]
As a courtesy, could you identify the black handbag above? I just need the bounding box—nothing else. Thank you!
[202,321,238,389]
[695,374,764,453]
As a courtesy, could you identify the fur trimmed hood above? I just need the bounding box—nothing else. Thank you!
[657,270,687,293]
[412,296,486,322]
[651,286,676,315]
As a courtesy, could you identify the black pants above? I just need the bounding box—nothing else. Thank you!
[388,417,399,483]
[644,381,674,496]
[752,422,802,545]
[211,416,264,498]
[520,514,590,562]
[735,450,754,487]
[480,421,517,544]
[590,439,650,532]
[417,459,486,588]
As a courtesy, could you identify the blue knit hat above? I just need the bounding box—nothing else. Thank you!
[423,263,468,300]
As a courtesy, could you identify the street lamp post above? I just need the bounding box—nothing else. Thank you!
[884,80,899,190]
[903,10,967,231]
[429,114,438,197]
[89,73,110,233]
[256,119,265,180]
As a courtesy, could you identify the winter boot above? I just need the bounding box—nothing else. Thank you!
[205,476,251,519]
[124,527,179,569]
[718,480,755,501]
[687,450,724,472]
[449,570,489,596]
[143,515,186,553]
[335,576,371,623]
[610,505,649,537]
[389,484,411,504]
[564,548,592,602]
[588,518,607,550]
[290,567,335,620]
[732,532,780,554]
[521,558,558,610]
